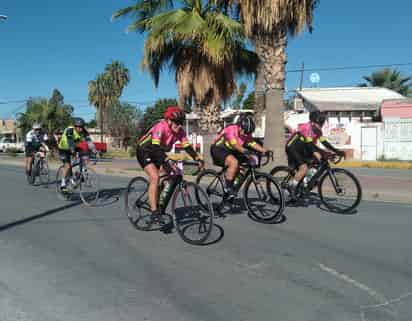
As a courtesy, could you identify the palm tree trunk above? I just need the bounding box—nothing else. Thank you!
[254,30,287,165]
[197,103,222,167]
[253,61,265,129]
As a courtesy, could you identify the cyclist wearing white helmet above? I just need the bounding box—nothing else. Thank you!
[25,123,49,179]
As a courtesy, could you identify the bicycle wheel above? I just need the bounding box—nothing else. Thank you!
[195,169,225,212]
[39,159,50,187]
[270,166,296,204]
[243,173,284,223]
[79,166,99,206]
[124,176,161,231]
[318,168,362,213]
[55,165,72,201]
[171,182,214,245]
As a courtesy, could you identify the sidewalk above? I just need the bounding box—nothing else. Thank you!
[1,155,411,204]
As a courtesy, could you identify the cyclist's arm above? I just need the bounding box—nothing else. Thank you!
[226,130,249,154]
[179,131,202,161]
[66,128,76,151]
[320,137,344,156]
[246,140,267,154]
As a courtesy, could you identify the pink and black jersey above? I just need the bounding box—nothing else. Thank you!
[287,122,326,147]
[213,124,256,150]
[138,120,190,151]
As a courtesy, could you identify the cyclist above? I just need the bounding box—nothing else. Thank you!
[285,110,345,194]
[58,118,96,191]
[25,123,49,178]
[136,106,204,219]
[211,114,272,199]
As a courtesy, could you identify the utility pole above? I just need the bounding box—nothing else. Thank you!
[299,62,304,90]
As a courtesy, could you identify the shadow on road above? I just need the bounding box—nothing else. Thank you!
[95,187,125,207]
[0,201,82,232]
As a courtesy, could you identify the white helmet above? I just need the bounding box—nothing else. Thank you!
[32,123,42,130]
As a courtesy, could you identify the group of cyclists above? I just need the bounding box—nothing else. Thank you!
[24,106,345,215]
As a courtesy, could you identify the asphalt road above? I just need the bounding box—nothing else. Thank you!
[1,164,412,321]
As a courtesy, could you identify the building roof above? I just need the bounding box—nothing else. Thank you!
[296,87,405,112]
[381,98,412,119]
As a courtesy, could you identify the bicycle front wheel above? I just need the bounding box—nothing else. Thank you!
[79,166,99,206]
[270,166,296,205]
[318,168,362,213]
[243,173,285,223]
[39,159,50,187]
[172,182,214,245]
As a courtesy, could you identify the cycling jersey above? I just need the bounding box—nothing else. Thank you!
[25,130,48,147]
[138,120,190,152]
[287,122,326,147]
[58,127,91,151]
[213,124,256,151]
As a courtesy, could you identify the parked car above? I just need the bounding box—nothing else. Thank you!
[0,137,25,153]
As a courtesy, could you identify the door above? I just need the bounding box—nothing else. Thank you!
[361,127,377,160]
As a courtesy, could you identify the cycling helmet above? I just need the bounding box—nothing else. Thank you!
[309,110,326,127]
[32,122,42,130]
[164,106,186,125]
[73,117,85,128]
[237,114,255,135]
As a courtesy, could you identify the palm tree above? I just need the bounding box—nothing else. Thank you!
[113,0,258,134]
[360,68,412,96]
[104,61,130,98]
[219,0,319,163]
[88,73,116,142]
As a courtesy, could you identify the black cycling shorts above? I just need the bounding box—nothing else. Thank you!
[210,145,248,168]
[136,146,167,169]
[58,149,72,164]
[25,144,37,157]
[286,140,315,169]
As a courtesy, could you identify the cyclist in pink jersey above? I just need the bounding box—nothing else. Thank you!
[136,106,203,217]
[286,111,345,194]
[211,114,271,199]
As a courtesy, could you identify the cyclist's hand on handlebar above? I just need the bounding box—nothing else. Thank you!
[197,159,205,170]
[336,150,346,158]
[265,150,274,159]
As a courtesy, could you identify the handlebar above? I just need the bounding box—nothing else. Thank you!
[323,152,344,165]
[166,159,204,176]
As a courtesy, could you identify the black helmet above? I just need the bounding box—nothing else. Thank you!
[73,117,85,128]
[309,111,326,127]
[237,114,255,135]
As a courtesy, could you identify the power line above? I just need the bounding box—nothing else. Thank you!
[286,62,412,73]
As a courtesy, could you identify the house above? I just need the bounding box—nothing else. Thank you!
[290,87,407,160]
[0,119,22,142]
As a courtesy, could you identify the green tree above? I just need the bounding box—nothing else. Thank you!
[232,82,247,109]
[108,102,142,148]
[221,0,319,163]
[88,61,130,142]
[242,91,255,110]
[139,98,179,133]
[359,68,412,96]
[113,0,257,134]
[17,90,74,139]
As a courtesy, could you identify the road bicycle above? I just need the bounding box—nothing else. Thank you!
[124,160,214,245]
[270,153,362,213]
[196,152,285,223]
[55,151,100,206]
[27,148,49,187]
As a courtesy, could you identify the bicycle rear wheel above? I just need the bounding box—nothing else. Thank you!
[79,166,99,206]
[124,176,165,231]
[243,173,284,223]
[172,182,214,245]
[195,169,226,213]
[270,166,296,205]
[39,159,50,187]
[319,168,362,213]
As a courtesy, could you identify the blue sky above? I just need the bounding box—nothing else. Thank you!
[0,0,411,120]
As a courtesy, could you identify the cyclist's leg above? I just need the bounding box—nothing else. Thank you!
[211,145,238,190]
[286,144,307,187]
[137,146,166,215]
[58,149,72,188]
[25,145,34,176]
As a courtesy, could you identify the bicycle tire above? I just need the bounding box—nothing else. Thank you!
[243,173,285,223]
[124,176,161,231]
[79,166,99,206]
[270,166,296,205]
[318,168,362,213]
[39,159,50,187]
[195,169,225,212]
[171,182,214,245]
[55,165,71,201]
